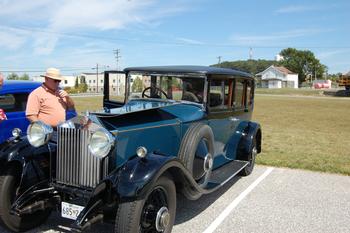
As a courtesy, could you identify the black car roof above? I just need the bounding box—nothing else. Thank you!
[123,65,253,78]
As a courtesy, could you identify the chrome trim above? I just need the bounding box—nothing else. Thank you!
[112,122,180,135]
[56,127,108,188]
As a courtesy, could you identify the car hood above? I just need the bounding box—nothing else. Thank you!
[91,99,206,131]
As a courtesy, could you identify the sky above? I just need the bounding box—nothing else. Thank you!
[0,0,349,77]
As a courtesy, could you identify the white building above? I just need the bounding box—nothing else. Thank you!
[256,65,299,89]
[78,72,125,94]
[32,75,77,88]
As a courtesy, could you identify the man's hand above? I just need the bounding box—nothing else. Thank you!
[58,90,69,98]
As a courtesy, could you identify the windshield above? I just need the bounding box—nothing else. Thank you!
[127,72,205,103]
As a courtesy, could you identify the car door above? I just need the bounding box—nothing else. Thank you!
[207,79,236,168]
[0,93,30,143]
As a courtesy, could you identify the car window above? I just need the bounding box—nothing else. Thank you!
[108,73,126,102]
[209,79,233,110]
[233,79,245,109]
[0,93,28,112]
[127,73,204,103]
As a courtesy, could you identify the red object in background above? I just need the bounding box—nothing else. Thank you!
[0,108,7,122]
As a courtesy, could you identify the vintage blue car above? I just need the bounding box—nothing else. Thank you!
[0,80,76,144]
[0,66,261,233]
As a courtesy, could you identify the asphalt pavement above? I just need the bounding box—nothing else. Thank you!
[0,166,349,233]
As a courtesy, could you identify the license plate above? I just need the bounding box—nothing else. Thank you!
[61,202,84,220]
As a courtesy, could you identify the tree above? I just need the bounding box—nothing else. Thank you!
[20,73,30,80]
[278,48,327,84]
[132,77,143,92]
[7,73,19,80]
[211,59,277,75]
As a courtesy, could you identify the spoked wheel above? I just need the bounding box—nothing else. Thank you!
[0,164,51,232]
[178,123,214,189]
[115,175,176,233]
[239,139,257,176]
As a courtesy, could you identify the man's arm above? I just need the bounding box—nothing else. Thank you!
[58,90,75,110]
[26,91,40,122]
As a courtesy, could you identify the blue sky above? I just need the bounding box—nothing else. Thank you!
[0,0,349,77]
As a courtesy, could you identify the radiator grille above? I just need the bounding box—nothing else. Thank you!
[56,127,108,188]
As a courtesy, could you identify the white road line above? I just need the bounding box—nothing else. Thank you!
[202,167,274,233]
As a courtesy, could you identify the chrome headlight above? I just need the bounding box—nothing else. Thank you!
[88,128,114,159]
[27,121,53,147]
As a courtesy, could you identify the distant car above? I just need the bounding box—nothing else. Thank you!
[0,80,76,143]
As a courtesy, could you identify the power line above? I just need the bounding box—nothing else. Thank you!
[3,25,350,49]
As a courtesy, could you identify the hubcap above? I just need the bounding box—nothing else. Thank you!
[203,153,213,172]
[156,207,170,232]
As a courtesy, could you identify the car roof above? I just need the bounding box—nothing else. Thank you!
[0,80,41,94]
[123,65,253,78]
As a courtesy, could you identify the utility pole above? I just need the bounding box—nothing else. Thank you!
[217,56,222,67]
[113,49,121,70]
[249,47,253,60]
[96,63,99,93]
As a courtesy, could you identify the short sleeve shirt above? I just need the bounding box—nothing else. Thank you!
[26,85,68,127]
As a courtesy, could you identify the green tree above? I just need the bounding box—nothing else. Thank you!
[7,73,19,80]
[278,48,327,84]
[20,73,30,80]
[212,59,277,75]
[132,77,143,92]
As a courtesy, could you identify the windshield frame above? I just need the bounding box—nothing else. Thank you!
[126,71,207,105]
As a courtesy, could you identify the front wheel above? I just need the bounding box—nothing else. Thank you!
[0,164,51,232]
[115,174,176,233]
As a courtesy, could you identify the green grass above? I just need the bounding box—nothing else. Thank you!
[253,96,350,175]
[72,95,350,175]
[255,88,326,96]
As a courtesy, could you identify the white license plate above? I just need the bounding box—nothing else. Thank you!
[61,202,84,220]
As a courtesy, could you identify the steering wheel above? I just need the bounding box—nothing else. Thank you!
[141,86,169,99]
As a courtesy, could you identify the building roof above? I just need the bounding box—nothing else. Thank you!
[274,66,296,74]
[256,65,297,76]
[123,65,253,78]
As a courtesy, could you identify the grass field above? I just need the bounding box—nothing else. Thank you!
[255,88,329,96]
[253,96,350,175]
[72,95,350,175]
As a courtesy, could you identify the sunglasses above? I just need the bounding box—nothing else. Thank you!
[53,80,61,83]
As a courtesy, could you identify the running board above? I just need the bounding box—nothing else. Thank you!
[205,160,249,190]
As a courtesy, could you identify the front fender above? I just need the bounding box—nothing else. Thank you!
[0,137,54,193]
[115,153,186,201]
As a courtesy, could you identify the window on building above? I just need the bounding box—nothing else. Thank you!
[100,80,103,83]
[64,80,68,84]
[93,80,95,83]
[89,80,91,83]
[113,79,116,83]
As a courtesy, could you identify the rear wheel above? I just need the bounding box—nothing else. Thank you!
[239,139,257,176]
[115,175,176,233]
[0,164,51,232]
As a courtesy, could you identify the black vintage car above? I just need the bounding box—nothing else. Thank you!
[0,66,261,233]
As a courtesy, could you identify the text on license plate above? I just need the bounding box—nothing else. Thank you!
[61,202,84,220]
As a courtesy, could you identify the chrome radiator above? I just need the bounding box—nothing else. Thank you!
[56,127,108,188]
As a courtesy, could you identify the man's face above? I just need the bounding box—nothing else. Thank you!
[45,77,61,91]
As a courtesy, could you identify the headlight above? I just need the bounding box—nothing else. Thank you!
[88,128,114,159]
[12,128,22,138]
[27,121,53,147]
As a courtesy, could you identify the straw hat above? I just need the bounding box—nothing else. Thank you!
[41,67,65,81]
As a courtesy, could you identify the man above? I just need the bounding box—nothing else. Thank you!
[26,67,75,127]
[0,72,4,87]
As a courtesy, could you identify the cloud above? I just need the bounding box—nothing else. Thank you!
[176,37,204,45]
[230,29,331,46]
[0,0,191,55]
[0,26,28,50]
